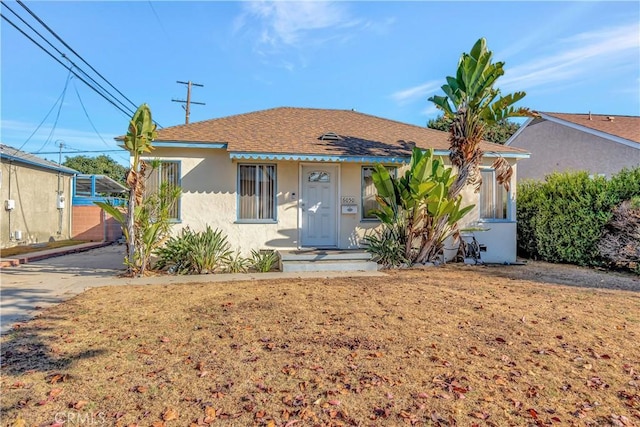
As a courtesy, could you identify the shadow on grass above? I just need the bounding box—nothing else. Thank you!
[470,262,640,293]
[1,313,107,377]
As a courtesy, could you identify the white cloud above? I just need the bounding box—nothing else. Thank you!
[238,0,369,48]
[420,104,440,118]
[501,22,640,92]
[390,80,441,105]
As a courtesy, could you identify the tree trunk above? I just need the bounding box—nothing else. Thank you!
[126,186,136,275]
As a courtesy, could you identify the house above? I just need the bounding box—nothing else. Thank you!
[133,107,530,263]
[505,112,640,181]
[1,143,77,248]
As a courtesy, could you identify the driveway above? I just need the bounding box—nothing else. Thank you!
[1,244,126,333]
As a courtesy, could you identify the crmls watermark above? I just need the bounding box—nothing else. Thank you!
[54,412,107,425]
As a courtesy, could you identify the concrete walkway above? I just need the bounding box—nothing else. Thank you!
[1,244,385,334]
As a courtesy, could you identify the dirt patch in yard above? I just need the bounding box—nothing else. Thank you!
[1,264,639,426]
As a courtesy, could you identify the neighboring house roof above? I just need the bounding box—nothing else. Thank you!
[0,143,78,175]
[75,174,127,194]
[507,112,640,148]
[144,107,529,159]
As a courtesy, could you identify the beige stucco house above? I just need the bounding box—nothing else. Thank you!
[506,112,640,181]
[136,107,530,263]
[1,143,76,248]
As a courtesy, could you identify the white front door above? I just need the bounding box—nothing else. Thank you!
[301,165,337,247]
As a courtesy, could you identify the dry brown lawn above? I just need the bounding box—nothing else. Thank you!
[1,264,639,427]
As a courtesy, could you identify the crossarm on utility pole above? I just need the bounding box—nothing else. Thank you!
[171,80,205,124]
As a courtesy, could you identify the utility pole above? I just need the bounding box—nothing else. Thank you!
[172,80,205,124]
[57,140,65,165]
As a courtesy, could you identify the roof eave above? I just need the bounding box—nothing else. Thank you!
[230,150,530,162]
[0,153,78,175]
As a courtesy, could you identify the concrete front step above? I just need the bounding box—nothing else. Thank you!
[280,260,379,273]
[279,250,373,262]
[277,250,379,273]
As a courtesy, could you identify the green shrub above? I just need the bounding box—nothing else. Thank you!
[516,180,545,258]
[535,172,611,265]
[607,167,640,204]
[364,227,408,268]
[154,226,232,274]
[250,249,279,273]
[224,250,250,273]
[517,167,640,267]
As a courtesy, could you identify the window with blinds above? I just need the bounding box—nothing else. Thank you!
[479,169,509,220]
[238,164,276,221]
[146,161,181,220]
[362,166,396,220]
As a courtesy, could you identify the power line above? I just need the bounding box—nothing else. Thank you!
[33,150,126,154]
[11,71,71,153]
[0,12,135,119]
[2,2,133,118]
[1,2,163,129]
[2,1,133,120]
[147,1,169,41]
[33,69,72,154]
[73,79,114,149]
[16,0,140,113]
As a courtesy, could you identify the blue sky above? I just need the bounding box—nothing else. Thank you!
[2,1,639,166]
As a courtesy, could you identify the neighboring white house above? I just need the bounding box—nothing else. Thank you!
[506,112,640,181]
[124,107,530,263]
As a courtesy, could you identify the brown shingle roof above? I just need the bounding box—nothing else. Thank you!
[542,112,640,144]
[153,107,528,157]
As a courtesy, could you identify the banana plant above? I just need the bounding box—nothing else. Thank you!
[369,147,474,264]
[123,104,157,274]
[95,104,161,276]
[428,38,536,198]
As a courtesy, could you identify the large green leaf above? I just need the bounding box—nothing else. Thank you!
[372,164,395,198]
[95,201,126,224]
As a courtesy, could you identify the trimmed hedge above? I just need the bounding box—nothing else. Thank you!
[517,167,640,267]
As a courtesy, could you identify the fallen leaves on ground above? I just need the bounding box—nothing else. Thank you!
[1,265,639,426]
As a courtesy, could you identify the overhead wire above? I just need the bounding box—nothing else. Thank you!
[72,78,131,164]
[72,78,115,149]
[0,12,135,119]
[32,69,73,155]
[10,70,71,153]
[16,0,140,114]
[1,1,136,118]
[1,1,163,130]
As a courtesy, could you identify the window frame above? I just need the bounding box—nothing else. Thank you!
[478,168,512,222]
[146,160,181,223]
[361,165,396,222]
[236,163,278,223]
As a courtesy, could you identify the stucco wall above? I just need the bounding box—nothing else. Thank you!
[147,149,518,262]
[146,148,300,254]
[1,161,73,248]
[510,120,640,181]
[457,159,518,264]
